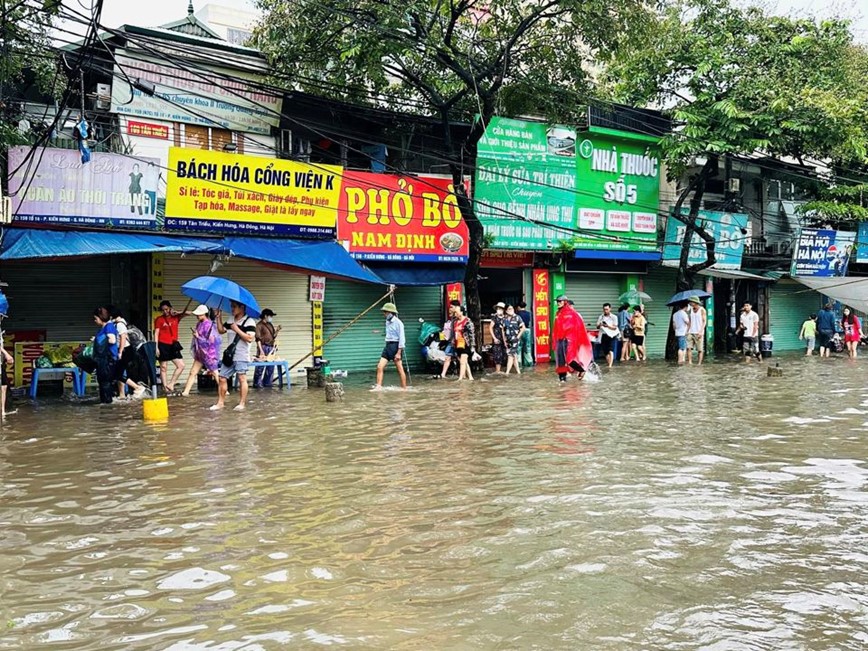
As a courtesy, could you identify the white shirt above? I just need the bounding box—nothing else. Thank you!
[597,313,620,338]
[673,309,690,337]
[688,307,705,335]
[224,315,256,362]
[740,310,759,338]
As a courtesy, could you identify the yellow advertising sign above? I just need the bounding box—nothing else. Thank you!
[312,301,324,357]
[164,147,341,237]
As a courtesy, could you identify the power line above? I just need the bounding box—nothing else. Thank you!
[14,8,838,250]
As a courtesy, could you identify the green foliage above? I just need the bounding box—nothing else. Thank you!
[800,183,868,223]
[1,1,60,148]
[605,0,868,178]
[253,0,652,125]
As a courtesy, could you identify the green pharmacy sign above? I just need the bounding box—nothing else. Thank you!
[474,117,661,252]
[572,131,660,252]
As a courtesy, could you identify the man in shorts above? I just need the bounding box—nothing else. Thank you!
[686,297,707,365]
[672,302,690,364]
[375,302,407,390]
[596,303,621,368]
[212,300,256,411]
[739,301,761,362]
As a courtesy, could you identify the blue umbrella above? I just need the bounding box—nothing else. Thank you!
[181,276,262,318]
[666,289,711,306]
[0,290,8,317]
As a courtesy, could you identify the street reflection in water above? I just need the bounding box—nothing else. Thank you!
[1,357,867,649]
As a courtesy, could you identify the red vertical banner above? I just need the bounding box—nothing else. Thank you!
[445,283,463,317]
[533,269,551,363]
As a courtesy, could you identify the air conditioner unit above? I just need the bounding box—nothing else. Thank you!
[95,83,111,110]
[0,196,13,224]
[728,178,741,194]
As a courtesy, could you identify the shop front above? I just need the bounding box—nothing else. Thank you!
[329,171,468,373]
[474,117,665,362]
[769,279,824,352]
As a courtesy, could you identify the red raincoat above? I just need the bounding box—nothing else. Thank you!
[553,304,594,375]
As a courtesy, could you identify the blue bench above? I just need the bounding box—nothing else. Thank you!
[235,361,291,388]
[30,367,85,399]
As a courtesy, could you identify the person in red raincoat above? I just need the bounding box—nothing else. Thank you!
[553,295,594,382]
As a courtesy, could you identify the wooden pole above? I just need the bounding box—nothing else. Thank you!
[289,288,394,372]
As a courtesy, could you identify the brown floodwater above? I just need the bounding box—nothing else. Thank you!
[1,356,867,649]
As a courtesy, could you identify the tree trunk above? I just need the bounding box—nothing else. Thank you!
[665,156,719,360]
[440,109,490,331]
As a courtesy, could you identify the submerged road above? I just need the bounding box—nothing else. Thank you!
[0,357,866,649]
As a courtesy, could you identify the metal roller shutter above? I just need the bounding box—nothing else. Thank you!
[769,280,823,352]
[0,257,113,340]
[641,266,679,359]
[162,254,313,381]
[564,273,622,324]
[323,282,442,373]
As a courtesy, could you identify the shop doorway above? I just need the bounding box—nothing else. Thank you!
[479,267,525,314]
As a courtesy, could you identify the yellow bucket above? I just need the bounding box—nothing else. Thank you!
[143,397,169,422]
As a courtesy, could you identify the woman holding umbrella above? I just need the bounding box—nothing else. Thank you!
[181,305,221,397]
[179,275,262,410]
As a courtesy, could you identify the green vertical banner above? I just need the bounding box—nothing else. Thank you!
[705,277,714,349]
[551,271,566,322]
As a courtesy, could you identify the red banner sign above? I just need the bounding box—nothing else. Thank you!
[533,269,551,363]
[337,172,469,263]
[127,120,169,139]
[445,282,463,316]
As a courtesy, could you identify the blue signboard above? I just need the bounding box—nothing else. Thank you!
[662,208,749,270]
[791,228,856,277]
[857,223,868,263]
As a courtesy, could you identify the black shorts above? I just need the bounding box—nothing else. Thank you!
[454,347,469,357]
[600,334,616,354]
[1,364,7,387]
[381,341,400,361]
[631,335,645,346]
[158,341,183,362]
[818,331,833,347]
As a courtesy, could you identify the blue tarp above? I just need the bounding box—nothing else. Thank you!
[366,263,466,286]
[0,228,225,259]
[225,236,385,285]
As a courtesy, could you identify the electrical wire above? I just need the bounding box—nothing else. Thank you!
[14,6,846,252]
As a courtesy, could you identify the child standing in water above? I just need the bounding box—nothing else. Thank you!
[799,314,817,356]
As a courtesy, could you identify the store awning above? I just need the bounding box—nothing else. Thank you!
[574,250,662,262]
[698,268,773,282]
[225,236,384,284]
[366,263,466,287]
[0,228,225,260]
[795,276,868,314]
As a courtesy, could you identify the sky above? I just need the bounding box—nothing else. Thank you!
[98,0,255,29]
[89,0,867,37]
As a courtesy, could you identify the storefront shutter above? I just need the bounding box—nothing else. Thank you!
[564,273,623,326]
[1,257,113,341]
[323,281,442,373]
[769,280,823,352]
[162,255,313,382]
[640,266,679,359]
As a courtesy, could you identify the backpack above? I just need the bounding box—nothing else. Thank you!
[126,325,146,350]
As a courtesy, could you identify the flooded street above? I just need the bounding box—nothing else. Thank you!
[1,356,867,650]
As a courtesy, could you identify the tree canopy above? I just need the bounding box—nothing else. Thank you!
[253,0,655,322]
[0,0,61,148]
[604,0,868,290]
